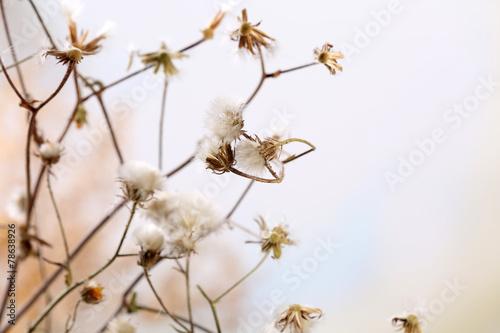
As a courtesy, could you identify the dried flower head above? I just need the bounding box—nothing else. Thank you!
[206,96,245,142]
[134,223,165,269]
[275,304,322,333]
[73,104,88,128]
[43,5,109,65]
[196,137,235,174]
[80,281,104,304]
[118,161,165,203]
[38,140,63,165]
[236,136,283,178]
[139,42,186,75]
[392,314,423,333]
[202,9,226,40]
[145,191,221,255]
[314,43,344,75]
[231,9,274,54]
[256,216,292,259]
[106,316,136,333]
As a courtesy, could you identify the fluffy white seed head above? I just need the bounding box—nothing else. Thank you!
[6,186,27,222]
[134,223,165,252]
[195,136,221,164]
[39,140,62,165]
[236,138,266,174]
[118,161,165,202]
[61,0,83,21]
[106,316,135,333]
[206,96,245,142]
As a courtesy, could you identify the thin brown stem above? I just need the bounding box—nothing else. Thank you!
[197,286,221,333]
[226,180,254,219]
[166,155,194,177]
[0,54,34,74]
[228,166,283,183]
[137,304,215,333]
[143,267,190,332]
[27,0,56,49]
[158,78,169,170]
[96,93,124,163]
[245,46,266,106]
[64,300,81,333]
[35,62,75,111]
[185,255,194,333]
[47,170,73,285]
[0,0,28,98]
[266,62,317,77]
[178,38,205,53]
[0,57,31,109]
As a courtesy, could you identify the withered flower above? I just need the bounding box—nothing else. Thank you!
[139,42,186,75]
[80,281,104,304]
[203,141,236,174]
[202,10,226,40]
[256,216,292,259]
[392,314,423,333]
[231,9,274,54]
[43,17,109,65]
[275,304,322,332]
[73,104,88,129]
[314,43,344,75]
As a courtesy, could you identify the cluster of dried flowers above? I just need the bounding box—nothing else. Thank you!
[1,1,425,333]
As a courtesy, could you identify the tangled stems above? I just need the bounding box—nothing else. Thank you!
[198,252,270,333]
[46,169,73,286]
[27,202,138,332]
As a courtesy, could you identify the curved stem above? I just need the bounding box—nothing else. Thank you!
[136,304,215,333]
[27,0,56,49]
[158,78,169,170]
[213,252,269,304]
[143,267,190,332]
[228,166,283,183]
[47,170,72,286]
[185,255,194,332]
[0,57,31,109]
[245,46,266,106]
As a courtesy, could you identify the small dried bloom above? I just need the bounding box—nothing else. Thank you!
[392,314,422,333]
[118,161,165,203]
[314,43,344,75]
[135,223,165,269]
[206,96,245,142]
[6,186,27,222]
[39,140,62,165]
[275,304,322,333]
[202,9,226,40]
[73,104,88,128]
[196,137,235,174]
[256,217,292,259]
[80,281,104,304]
[107,316,136,333]
[231,9,274,54]
[139,42,186,75]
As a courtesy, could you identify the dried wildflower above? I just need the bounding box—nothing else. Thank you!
[6,186,27,222]
[196,137,235,174]
[236,136,284,178]
[139,42,186,75]
[106,316,136,333]
[134,223,165,269]
[80,281,104,304]
[392,314,423,333]
[314,43,344,75]
[118,161,165,203]
[145,191,221,255]
[256,216,292,259]
[231,9,274,54]
[206,96,245,142]
[73,104,88,128]
[38,140,63,165]
[202,9,226,40]
[275,304,322,333]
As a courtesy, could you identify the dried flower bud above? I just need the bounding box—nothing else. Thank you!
[256,217,292,259]
[135,223,164,269]
[196,138,235,175]
[275,304,322,332]
[80,281,104,304]
[202,9,226,40]
[314,43,344,75]
[118,161,165,203]
[73,104,88,128]
[392,314,423,333]
[139,42,186,76]
[39,140,62,165]
[231,9,274,54]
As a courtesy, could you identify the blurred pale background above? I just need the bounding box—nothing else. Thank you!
[1,0,499,332]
